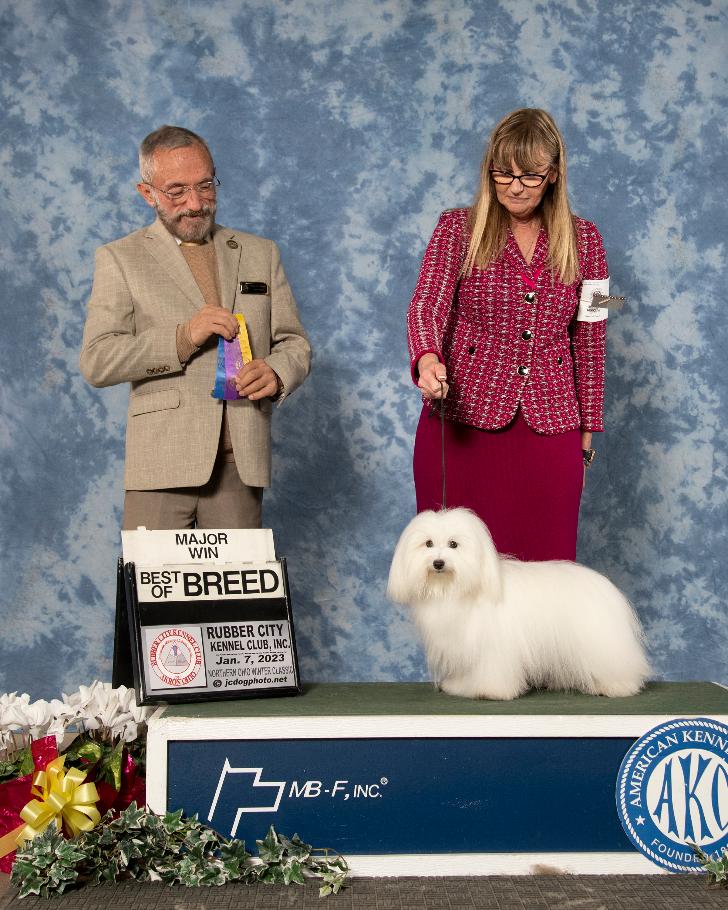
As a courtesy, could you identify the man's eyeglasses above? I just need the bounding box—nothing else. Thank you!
[490,169,550,188]
[145,176,221,201]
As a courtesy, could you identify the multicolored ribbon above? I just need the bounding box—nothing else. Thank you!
[212,313,253,400]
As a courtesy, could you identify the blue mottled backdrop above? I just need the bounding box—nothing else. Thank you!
[1,0,726,698]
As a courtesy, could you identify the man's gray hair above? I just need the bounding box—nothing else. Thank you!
[139,125,213,183]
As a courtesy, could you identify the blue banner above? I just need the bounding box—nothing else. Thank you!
[168,737,635,853]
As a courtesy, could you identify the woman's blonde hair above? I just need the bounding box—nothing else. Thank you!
[464,109,579,284]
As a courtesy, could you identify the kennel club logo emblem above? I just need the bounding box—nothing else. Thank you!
[148,628,203,687]
[616,717,728,871]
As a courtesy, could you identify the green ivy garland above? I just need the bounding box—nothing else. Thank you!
[10,802,348,898]
[691,843,728,886]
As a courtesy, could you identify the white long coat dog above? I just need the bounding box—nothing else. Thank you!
[387,508,650,701]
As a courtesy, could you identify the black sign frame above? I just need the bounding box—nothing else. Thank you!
[119,557,302,706]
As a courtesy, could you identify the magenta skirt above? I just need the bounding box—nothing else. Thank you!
[413,405,584,561]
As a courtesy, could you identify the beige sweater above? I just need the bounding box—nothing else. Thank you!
[177,241,234,463]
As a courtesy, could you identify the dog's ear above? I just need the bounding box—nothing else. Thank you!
[387,515,431,604]
[477,519,503,602]
[386,529,414,604]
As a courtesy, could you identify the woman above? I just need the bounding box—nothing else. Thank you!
[407,108,609,561]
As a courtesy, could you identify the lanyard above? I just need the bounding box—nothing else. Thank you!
[519,263,543,290]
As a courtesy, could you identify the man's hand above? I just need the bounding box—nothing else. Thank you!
[187,305,240,346]
[235,359,279,400]
[417,353,449,399]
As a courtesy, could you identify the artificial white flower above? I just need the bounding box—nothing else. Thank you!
[0,693,31,726]
[129,699,154,724]
[1,682,151,747]
[91,691,128,731]
[46,699,78,741]
[63,682,102,711]
[1,699,34,731]
[0,695,31,756]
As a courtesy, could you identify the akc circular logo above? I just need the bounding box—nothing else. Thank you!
[616,717,728,871]
[149,628,203,687]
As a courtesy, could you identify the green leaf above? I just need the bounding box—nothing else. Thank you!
[256,826,284,864]
[279,832,311,861]
[285,861,306,885]
[76,739,105,763]
[690,842,728,886]
[0,747,34,783]
[162,808,185,833]
[258,864,286,884]
[18,747,35,777]
[97,740,125,790]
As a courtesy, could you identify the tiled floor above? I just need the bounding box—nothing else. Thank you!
[1,874,726,909]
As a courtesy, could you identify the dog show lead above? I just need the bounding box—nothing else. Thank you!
[407,108,610,561]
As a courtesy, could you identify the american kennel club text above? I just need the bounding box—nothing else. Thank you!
[617,718,728,871]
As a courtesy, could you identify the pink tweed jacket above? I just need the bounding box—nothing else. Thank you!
[407,208,609,434]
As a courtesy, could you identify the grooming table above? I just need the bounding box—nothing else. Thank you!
[146,681,728,875]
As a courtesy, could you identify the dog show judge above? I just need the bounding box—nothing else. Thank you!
[80,125,311,530]
[407,109,609,562]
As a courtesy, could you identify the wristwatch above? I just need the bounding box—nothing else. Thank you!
[272,372,285,402]
[582,448,596,468]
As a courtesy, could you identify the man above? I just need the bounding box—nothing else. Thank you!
[80,125,311,530]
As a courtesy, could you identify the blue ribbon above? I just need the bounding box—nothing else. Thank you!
[211,336,228,399]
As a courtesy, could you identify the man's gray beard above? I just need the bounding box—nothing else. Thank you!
[155,201,216,242]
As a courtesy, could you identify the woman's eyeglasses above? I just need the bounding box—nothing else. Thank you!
[490,169,550,188]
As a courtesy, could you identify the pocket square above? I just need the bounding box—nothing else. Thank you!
[239,281,269,295]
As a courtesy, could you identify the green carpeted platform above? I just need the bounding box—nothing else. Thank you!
[148,680,728,872]
[164,680,728,719]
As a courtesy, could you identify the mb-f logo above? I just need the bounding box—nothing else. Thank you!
[208,759,389,837]
[617,718,728,871]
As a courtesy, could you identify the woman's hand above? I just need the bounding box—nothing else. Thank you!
[417,353,449,399]
[581,431,593,489]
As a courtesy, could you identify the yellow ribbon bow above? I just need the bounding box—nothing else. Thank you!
[17,755,101,843]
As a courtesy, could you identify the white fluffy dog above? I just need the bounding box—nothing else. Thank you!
[387,508,650,700]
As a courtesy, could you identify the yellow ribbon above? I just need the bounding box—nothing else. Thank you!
[17,755,101,843]
[0,827,22,859]
[235,313,253,364]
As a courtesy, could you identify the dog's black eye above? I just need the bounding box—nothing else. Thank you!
[448,540,458,549]
[425,540,433,548]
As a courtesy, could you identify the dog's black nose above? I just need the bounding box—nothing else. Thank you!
[433,559,445,570]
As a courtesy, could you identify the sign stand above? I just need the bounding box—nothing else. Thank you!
[112,557,134,688]
[116,528,301,706]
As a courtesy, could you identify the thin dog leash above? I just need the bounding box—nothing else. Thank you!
[439,379,447,510]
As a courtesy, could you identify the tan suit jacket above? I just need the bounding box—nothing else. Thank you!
[80,219,311,490]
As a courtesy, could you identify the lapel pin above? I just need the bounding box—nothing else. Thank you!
[226,239,239,249]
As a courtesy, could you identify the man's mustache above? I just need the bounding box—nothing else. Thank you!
[174,205,214,220]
